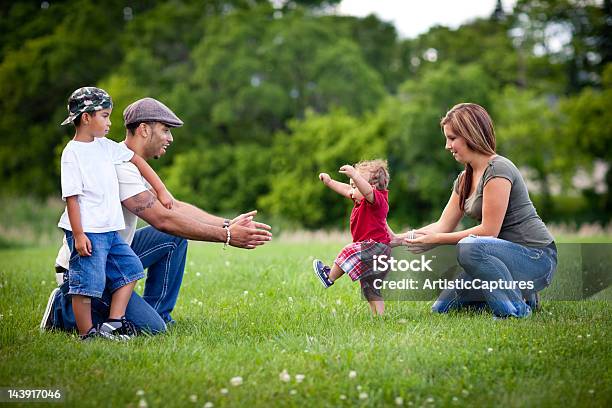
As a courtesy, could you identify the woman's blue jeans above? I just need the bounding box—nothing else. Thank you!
[52,226,188,333]
[431,236,557,318]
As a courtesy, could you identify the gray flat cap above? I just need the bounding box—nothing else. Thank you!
[123,97,184,127]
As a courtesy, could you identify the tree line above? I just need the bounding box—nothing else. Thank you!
[0,0,609,228]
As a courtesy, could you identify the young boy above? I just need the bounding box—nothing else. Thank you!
[58,87,173,340]
[313,160,392,315]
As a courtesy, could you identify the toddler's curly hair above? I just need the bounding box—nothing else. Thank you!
[354,159,389,190]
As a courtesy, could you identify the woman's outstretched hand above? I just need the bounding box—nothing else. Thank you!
[404,230,438,253]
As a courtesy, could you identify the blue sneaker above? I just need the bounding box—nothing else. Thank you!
[312,259,333,288]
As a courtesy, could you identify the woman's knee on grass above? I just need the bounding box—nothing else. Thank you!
[456,236,488,270]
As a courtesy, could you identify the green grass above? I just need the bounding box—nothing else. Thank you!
[0,242,611,407]
[0,197,65,248]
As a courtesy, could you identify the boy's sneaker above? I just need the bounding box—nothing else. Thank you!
[312,259,334,288]
[98,317,137,341]
[39,288,60,332]
[118,317,138,337]
[80,326,101,341]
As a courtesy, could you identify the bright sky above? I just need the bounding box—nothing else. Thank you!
[337,0,518,39]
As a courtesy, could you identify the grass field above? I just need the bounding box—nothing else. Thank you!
[0,241,611,407]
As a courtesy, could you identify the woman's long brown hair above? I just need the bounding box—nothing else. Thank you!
[441,103,497,211]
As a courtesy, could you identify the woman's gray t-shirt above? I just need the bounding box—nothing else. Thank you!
[452,155,553,247]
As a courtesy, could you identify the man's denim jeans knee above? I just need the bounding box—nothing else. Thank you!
[53,280,166,334]
[51,226,189,333]
[131,226,188,323]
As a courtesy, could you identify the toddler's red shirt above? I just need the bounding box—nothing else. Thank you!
[349,189,390,244]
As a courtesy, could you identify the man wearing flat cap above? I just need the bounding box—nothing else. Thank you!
[42,97,272,334]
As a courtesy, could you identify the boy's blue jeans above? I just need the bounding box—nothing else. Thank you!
[432,236,557,318]
[64,230,144,298]
[53,226,188,333]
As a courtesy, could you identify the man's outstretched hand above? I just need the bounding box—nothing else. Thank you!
[231,210,272,231]
[229,210,272,249]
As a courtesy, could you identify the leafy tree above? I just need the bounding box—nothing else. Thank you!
[0,0,133,197]
[260,109,386,228]
[382,62,494,225]
[185,5,386,145]
[327,14,404,91]
[557,63,612,219]
[405,19,519,90]
[0,1,68,59]
[163,144,271,214]
[512,0,608,91]
[493,86,562,217]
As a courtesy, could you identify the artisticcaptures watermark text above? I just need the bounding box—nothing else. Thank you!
[373,278,534,292]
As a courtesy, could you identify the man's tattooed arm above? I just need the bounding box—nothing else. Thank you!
[121,189,227,242]
[123,190,157,216]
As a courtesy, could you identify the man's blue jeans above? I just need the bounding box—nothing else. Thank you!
[52,226,188,333]
[431,236,557,318]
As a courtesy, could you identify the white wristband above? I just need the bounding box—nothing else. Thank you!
[223,226,231,249]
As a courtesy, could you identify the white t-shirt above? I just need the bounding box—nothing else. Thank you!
[116,153,152,245]
[57,137,134,232]
[56,142,150,271]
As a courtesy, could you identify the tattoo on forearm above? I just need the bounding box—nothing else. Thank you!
[131,193,157,215]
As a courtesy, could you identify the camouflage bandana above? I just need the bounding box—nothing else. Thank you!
[60,87,113,126]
